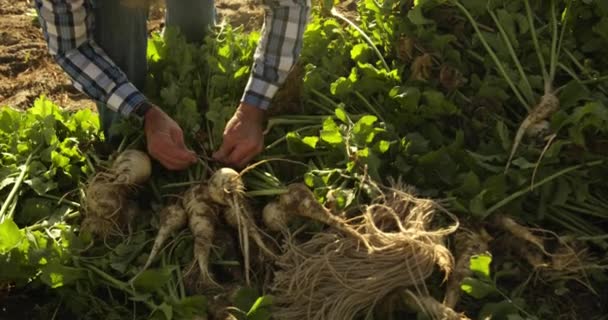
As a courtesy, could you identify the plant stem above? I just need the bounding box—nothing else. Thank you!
[489,9,535,105]
[455,1,530,112]
[483,160,604,218]
[160,181,200,189]
[38,194,81,208]
[354,92,384,123]
[266,125,323,150]
[0,149,38,221]
[245,189,288,197]
[311,88,340,109]
[524,0,549,88]
[330,8,390,71]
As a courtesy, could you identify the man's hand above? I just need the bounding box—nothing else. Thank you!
[213,103,265,168]
[144,104,197,170]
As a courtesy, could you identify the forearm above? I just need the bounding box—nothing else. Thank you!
[241,0,312,110]
[35,0,148,118]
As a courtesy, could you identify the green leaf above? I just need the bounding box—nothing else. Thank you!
[0,219,23,253]
[330,77,353,97]
[157,302,173,320]
[496,121,511,151]
[335,107,348,123]
[352,115,378,145]
[461,277,496,299]
[390,86,421,112]
[470,253,492,280]
[247,295,274,320]
[407,6,433,25]
[374,140,391,154]
[320,118,343,145]
[232,287,260,314]
[132,266,176,293]
[478,300,522,319]
[40,262,85,288]
[558,81,590,109]
[350,43,371,63]
[173,295,207,318]
[469,190,487,218]
[25,177,57,195]
[456,171,481,197]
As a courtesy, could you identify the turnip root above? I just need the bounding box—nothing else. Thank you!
[111,149,152,185]
[85,175,126,217]
[278,183,371,250]
[82,174,129,237]
[207,167,277,284]
[495,214,549,255]
[183,185,220,288]
[142,204,188,271]
[262,201,288,232]
[225,203,277,258]
[208,168,244,205]
[505,93,559,172]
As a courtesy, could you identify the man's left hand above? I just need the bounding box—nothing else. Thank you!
[213,103,265,168]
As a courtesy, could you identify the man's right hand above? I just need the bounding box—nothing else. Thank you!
[143,104,197,170]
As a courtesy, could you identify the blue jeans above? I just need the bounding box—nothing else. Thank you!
[93,0,215,143]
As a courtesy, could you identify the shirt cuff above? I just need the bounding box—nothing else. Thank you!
[106,82,148,118]
[241,76,281,110]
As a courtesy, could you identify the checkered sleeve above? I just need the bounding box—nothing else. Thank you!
[34,0,147,117]
[241,0,312,110]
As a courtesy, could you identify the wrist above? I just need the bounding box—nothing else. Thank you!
[237,102,266,123]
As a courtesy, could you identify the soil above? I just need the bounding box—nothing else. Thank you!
[0,0,265,111]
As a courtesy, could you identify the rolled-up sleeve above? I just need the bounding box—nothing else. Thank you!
[35,0,146,116]
[242,0,311,110]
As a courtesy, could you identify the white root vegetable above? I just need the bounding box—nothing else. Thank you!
[183,185,221,288]
[505,93,559,172]
[111,149,152,185]
[82,174,128,237]
[262,201,288,232]
[208,168,243,205]
[225,203,277,258]
[279,183,372,250]
[207,167,277,284]
[142,204,188,271]
[85,178,126,217]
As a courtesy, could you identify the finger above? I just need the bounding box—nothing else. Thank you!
[226,144,255,169]
[213,137,236,162]
[149,144,185,170]
[152,138,195,170]
[169,127,197,162]
[237,144,263,169]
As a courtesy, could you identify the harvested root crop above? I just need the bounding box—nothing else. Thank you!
[443,229,492,309]
[208,167,244,206]
[278,183,372,251]
[141,203,188,271]
[81,174,129,237]
[225,203,277,259]
[270,186,458,320]
[110,149,152,185]
[183,184,221,288]
[505,93,560,172]
[81,149,151,238]
[494,214,549,255]
[262,200,287,232]
[403,290,470,320]
[208,167,276,285]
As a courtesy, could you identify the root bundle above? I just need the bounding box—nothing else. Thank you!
[270,185,459,320]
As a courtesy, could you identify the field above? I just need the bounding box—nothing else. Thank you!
[1,0,608,319]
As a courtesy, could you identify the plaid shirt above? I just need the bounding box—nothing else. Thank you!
[34,0,311,117]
